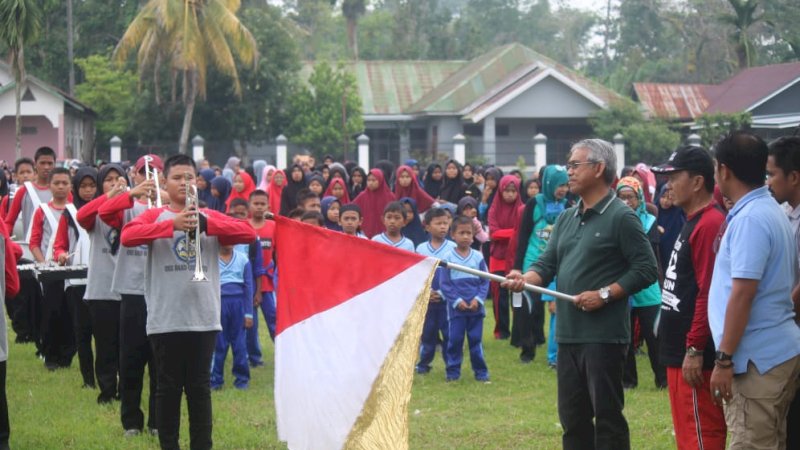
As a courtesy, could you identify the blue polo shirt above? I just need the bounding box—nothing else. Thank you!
[708,186,800,375]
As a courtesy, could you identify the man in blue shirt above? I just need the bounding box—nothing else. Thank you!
[708,131,800,449]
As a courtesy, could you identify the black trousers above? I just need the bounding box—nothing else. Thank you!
[119,294,157,431]
[558,343,630,450]
[151,331,217,450]
[511,292,537,359]
[787,388,800,450]
[6,274,39,344]
[491,272,511,339]
[0,361,8,447]
[88,300,120,402]
[41,281,76,367]
[622,304,667,388]
[68,287,94,387]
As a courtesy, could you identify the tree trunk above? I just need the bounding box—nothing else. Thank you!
[14,80,22,161]
[154,52,162,105]
[179,70,197,154]
[67,0,75,95]
[347,18,359,60]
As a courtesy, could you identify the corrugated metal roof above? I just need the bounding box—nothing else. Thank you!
[634,83,711,120]
[636,62,800,120]
[301,43,624,118]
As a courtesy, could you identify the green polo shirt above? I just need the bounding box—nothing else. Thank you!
[532,189,658,344]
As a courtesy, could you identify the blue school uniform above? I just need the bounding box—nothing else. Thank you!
[371,232,415,252]
[441,247,490,381]
[236,238,272,367]
[415,239,457,374]
[211,251,254,389]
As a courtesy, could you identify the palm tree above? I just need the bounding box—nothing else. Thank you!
[115,0,258,154]
[0,0,43,159]
[720,0,762,69]
[342,0,366,60]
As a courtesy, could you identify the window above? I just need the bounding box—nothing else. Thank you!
[22,88,35,102]
[496,124,510,137]
[464,124,483,137]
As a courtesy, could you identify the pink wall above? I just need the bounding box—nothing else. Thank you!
[0,116,58,163]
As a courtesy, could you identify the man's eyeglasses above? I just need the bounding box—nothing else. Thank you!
[566,160,599,170]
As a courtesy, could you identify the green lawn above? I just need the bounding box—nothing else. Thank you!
[6,304,676,449]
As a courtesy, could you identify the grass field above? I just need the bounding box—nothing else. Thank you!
[6,304,676,449]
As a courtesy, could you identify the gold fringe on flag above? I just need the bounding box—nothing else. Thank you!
[344,264,437,450]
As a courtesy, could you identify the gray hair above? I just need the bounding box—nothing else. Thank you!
[570,139,617,185]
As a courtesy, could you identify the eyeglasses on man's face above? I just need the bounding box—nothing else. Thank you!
[566,160,599,171]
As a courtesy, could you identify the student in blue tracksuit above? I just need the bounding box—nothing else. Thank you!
[414,208,455,374]
[212,243,254,390]
[441,216,490,382]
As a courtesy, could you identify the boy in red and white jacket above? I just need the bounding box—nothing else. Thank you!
[121,154,255,450]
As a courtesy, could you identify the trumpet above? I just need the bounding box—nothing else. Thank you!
[184,171,208,282]
[143,155,163,208]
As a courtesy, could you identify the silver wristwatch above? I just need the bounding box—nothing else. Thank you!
[599,286,611,304]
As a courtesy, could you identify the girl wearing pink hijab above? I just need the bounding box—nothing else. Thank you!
[257,165,277,192]
[394,165,434,213]
[352,169,397,238]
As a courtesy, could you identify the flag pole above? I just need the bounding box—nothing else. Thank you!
[264,212,577,303]
[437,260,577,303]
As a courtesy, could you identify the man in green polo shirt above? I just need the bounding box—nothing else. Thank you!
[506,139,658,450]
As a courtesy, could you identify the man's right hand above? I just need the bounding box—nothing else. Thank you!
[682,353,704,387]
[173,209,198,232]
[503,270,526,293]
[129,179,156,199]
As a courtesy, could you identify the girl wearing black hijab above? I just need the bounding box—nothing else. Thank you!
[438,160,467,205]
[423,163,443,199]
[349,166,367,200]
[280,164,308,216]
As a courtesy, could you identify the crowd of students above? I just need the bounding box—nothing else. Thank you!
[0,133,798,449]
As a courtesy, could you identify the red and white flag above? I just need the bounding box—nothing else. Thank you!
[273,217,437,450]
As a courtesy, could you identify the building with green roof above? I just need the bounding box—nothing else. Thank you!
[306,43,624,166]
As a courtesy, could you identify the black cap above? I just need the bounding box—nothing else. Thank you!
[652,146,714,177]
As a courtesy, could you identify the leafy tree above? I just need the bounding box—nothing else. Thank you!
[74,54,138,156]
[0,0,43,159]
[695,112,752,148]
[342,0,366,60]
[589,101,681,164]
[286,62,363,159]
[114,0,258,154]
[719,0,763,69]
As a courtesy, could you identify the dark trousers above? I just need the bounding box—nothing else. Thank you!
[511,292,538,360]
[120,294,157,431]
[67,286,94,386]
[416,301,448,373]
[623,305,667,388]
[151,331,217,450]
[558,343,630,450]
[787,388,800,450]
[245,292,276,365]
[41,281,75,367]
[89,300,120,402]
[446,315,488,380]
[491,273,510,339]
[0,361,8,448]
[5,276,38,343]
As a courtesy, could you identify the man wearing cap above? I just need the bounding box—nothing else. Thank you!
[98,154,162,435]
[708,132,800,449]
[505,139,658,450]
[652,146,727,449]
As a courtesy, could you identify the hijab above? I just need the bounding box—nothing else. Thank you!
[399,197,428,247]
[321,196,342,231]
[393,165,434,213]
[423,163,443,199]
[633,163,657,204]
[210,176,232,213]
[534,165,569,225]
[224,156,240,173]
[323,177,351,204]
[348,166,367,199]
[71,166,99,210]
[488,175,523,262]
[616,176,656,232]
[268,169,285,215]
[280,164,308,216]
[328,162,349,184]
[352,168,397,238]
[226,170,256,212]
[198,169,217,210]
[258,164,277,191]
[374,160,396,189]
[457,196,478,216]
[253,160,267,186]
[97,164,128,254]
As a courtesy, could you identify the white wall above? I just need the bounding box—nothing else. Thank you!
[0,82,64,127]
[494,76,600,119]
